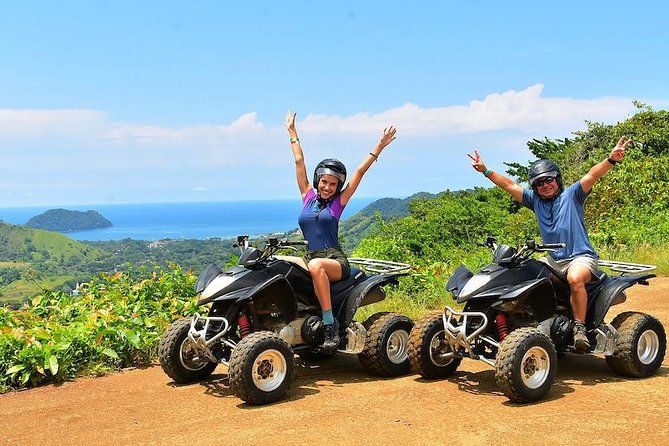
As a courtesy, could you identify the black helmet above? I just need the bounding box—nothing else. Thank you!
[528,159,563,193]
[313,158,347,195]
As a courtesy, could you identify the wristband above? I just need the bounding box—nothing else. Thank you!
[483,168,493,178]
[606,157,617,165]
[369,152,379,161]
[290,137,299,144]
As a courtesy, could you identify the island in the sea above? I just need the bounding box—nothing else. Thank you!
[25,209,113,232]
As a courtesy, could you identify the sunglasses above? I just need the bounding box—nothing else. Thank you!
[534,177,556,187]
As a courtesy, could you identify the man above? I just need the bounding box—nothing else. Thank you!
[468,136,631,352]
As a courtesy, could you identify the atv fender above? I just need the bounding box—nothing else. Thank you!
[589,274,656,328]
[493,277,556,322]
[339,273,404,328]
[203,274,298,323]
[447,265,474,297]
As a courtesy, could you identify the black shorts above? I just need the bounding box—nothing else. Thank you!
[304,248,351,280]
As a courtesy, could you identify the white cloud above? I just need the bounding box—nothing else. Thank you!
[0,85,650,206]
[99,112,265,147]
[299,85,634,137]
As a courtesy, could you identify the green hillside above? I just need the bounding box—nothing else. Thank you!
[340,192,437,250]
[0,222,101,264]
[0,222,104,305]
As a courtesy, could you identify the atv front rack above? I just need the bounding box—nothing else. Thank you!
[442,306,498,367]
[348,258,411,274]
[598,260,657,274]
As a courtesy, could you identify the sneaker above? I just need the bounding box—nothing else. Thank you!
[322,321,340,350]
[573,322,590,353]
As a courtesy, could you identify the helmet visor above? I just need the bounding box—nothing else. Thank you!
[315,167,345,184]
[529,171,558,187]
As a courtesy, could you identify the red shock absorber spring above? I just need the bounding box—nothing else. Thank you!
[238,314,251,338]
[495,314,509,341]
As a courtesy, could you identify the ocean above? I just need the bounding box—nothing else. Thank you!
[0,198,377,241]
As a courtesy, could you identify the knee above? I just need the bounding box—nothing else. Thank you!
[567,273,587,291]
[308,259,326,277]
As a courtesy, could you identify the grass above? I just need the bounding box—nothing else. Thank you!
[0,276,73,305]
[599,244,669,275]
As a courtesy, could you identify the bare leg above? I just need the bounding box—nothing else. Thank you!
[307,258,343,349]
[307,258,343,311]
[566,264,592,322]
[567,264,592,352]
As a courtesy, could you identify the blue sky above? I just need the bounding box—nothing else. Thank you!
[1,1,667,207]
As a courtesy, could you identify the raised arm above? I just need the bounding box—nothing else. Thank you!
[580,136,631,193]
[468,149,524,202]
[339,126,397,206]
[286,111,311,198]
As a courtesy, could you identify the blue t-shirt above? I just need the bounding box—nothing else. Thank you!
[298,189,346,251]
[522,181,597,260]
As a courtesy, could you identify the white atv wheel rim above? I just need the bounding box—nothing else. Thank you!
[429,330,453,366]
[252,349,287,392]
[637,329,660,365]
[521,346,551,389]
[180,339,209,371]
[387,330,410,364]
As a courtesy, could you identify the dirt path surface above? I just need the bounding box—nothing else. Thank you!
[3,279,669,446]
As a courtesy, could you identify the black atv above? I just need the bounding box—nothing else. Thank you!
[408,237,666,403]
[158,235,413,405]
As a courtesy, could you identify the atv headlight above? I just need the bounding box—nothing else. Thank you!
[460,274,491,298]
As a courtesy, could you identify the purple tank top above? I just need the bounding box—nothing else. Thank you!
[297,188,346,251]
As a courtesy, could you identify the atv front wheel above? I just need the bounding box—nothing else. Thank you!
[408,311,462,379]
[229,331,295,405]
[606,312,666,377]
[158,318,218,383]
[495,327,557,403]
[358,313,414,377]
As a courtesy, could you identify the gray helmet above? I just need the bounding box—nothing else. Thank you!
[313,158,347,195]
[528,159,563,192]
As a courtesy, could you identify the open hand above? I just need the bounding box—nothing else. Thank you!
[467,149,486,173]
[378,126,397,149]
[610,136,632,162]
[285,111,297,132]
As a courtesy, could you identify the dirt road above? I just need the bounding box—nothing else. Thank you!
[2,279,668,446]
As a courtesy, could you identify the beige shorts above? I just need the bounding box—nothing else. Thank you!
[541,255,599,279]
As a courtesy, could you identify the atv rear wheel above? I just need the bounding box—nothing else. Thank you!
[358,313,414,377]
[606,312,666,377]
[229,331,295,405]
[408,311,462,379]
[495,327,557,403]
[158,318,218,383]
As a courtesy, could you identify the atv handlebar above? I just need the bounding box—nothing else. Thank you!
[529,241,566,252]
[482,237,566,265]
[237,236,309,267]
[267,237,308,248]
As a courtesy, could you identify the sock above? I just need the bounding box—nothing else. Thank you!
[322,309,334,325]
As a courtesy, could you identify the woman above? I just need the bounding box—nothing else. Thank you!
[286,111,397,349]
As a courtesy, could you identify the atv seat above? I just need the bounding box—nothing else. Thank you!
[540,257,606,292]
[331,267,365,294]
[275,255,365,293]
[274,255,309,272]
